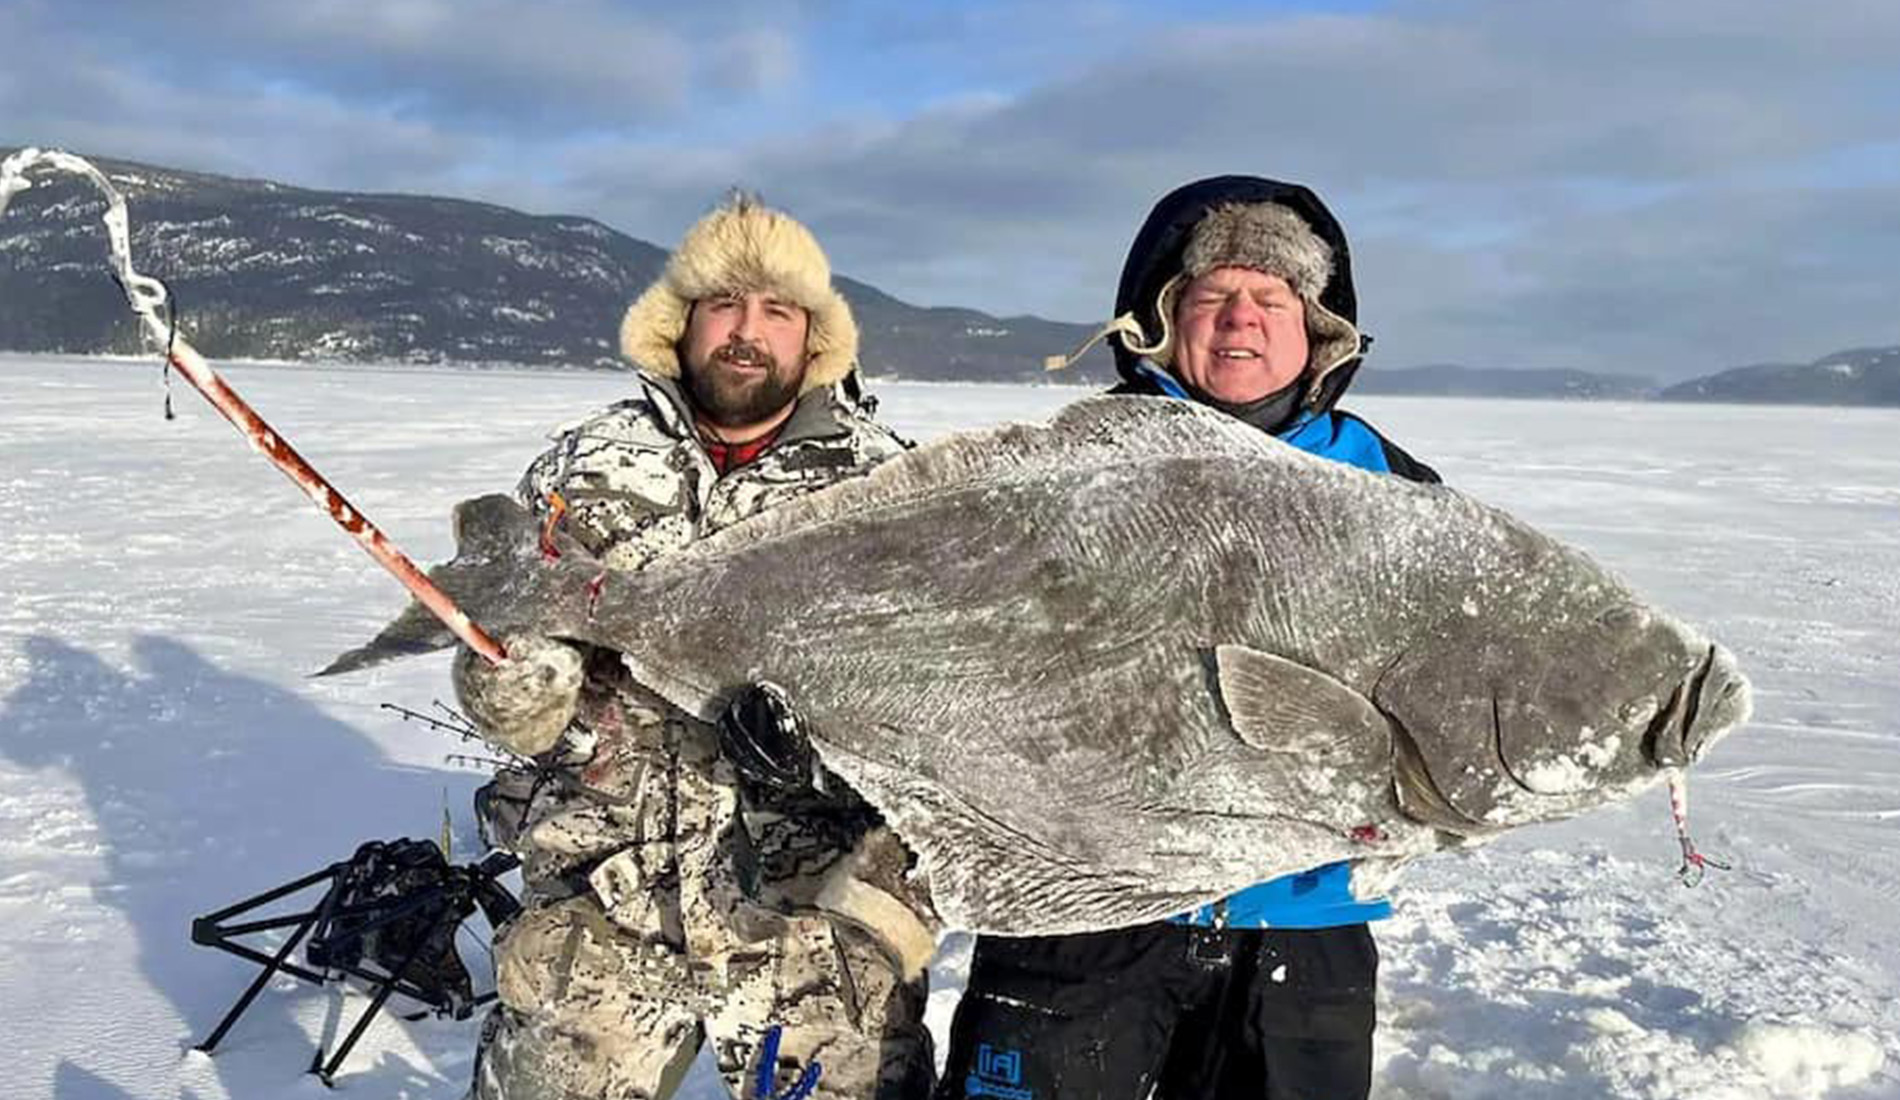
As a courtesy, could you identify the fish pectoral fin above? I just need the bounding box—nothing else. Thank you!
[1214,644,1388,756]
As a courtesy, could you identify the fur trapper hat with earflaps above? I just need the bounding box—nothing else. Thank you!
[618,192,859,394]
[1048,180,1366,408]
[1134,201,1360,379]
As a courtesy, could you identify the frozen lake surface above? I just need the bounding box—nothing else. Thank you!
[1,353,1895,1098]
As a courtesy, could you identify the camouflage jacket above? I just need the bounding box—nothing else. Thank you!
[479,373,932,966]
[517,374,905,571]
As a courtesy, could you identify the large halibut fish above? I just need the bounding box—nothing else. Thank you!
[326,396,1750,935]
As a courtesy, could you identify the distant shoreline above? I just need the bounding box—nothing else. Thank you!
[6,351,1897,410]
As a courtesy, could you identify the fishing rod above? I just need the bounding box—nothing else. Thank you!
[0,147,507,666]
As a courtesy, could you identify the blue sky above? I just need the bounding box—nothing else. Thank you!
[5,0,1898,378]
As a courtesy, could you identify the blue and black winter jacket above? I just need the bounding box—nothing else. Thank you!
[1106,175,1442,930]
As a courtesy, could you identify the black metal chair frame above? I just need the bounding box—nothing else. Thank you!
[190,843,519,1086]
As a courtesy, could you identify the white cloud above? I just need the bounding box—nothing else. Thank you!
[553,0,1900,376]
[700,28,803,97]
[7,0,1899,377]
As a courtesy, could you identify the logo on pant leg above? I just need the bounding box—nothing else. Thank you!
[965,1044,1033,1100]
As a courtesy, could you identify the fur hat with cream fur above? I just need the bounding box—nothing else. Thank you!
[618,192,859,394]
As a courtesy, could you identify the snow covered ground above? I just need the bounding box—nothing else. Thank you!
[1,352,1894,1099]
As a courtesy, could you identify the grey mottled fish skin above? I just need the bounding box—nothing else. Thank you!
[327,397,1751,935]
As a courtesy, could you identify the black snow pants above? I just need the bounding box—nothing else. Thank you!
[935,922,1377,1100]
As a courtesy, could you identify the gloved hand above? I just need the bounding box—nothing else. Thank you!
[718,681,816,792]
[452,633,585,756]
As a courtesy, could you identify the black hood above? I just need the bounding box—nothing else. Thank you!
[1111,175,1368,412]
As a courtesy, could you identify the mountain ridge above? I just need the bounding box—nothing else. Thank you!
[4,149,1895,403]
[1,148,1121,383]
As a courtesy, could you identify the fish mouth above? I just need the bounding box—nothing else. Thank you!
[1643,645,1729,768]
[1683,644,1750,761]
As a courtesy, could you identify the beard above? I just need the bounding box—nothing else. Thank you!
[683,338,806,429]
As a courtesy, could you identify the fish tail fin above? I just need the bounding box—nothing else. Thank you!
[317,494,553,676]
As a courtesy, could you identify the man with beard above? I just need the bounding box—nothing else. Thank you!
[455,193,936,1100]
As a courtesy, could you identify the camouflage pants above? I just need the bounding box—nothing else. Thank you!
[471,682,933,1100]
[473,898,932,1100]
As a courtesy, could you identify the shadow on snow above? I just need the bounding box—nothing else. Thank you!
[0,634,484,1098]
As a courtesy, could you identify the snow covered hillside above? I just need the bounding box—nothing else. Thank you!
[1,354,1894,1099]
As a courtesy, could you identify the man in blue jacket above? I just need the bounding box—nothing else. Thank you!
[933,176,1439,1100]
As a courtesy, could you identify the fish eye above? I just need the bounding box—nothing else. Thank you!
[1597,604,1650,631]
[1619,696,1659,725]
